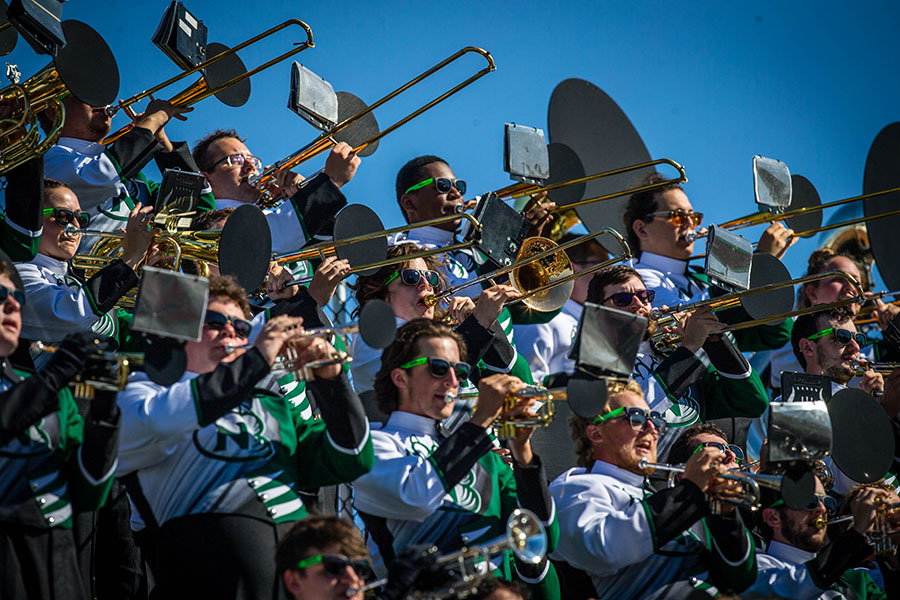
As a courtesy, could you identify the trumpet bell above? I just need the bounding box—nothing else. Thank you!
[510,237,574,312]
[506,508,547,565]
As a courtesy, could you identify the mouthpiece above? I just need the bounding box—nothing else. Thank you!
[444,392,458,405]
[104,105,119,117]
[454,203,465,215]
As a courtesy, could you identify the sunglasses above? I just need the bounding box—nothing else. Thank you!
[592,406,667,434]
[204,309,253,339]
[807,327,867,347]
[0,285,25,307]
[400,356,470,381]
[404,177,467,196]
[209,153,263,172]
[295,554,373,581]
[43,208,90,229]
[645,209,703,228]
[771,493,837,514]
[383,269,441,289]
[691,441,745,463]
[602,290,655,307]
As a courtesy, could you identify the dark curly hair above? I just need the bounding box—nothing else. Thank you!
[395,155,448,222]
[374,319,467,416]
[192,129,244,172]
[208,274,251,319]
[790,305,854,369]
[586,264,644,305]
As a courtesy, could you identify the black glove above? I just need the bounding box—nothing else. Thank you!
[377,544,443,600]
[41,331,103,392]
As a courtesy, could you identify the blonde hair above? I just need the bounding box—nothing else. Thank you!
[568,379,645,468]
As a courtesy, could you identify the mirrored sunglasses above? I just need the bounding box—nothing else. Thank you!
[204,309,253,339]
[592,406,667,434]
[400,356,470,381]
[645,209,703,228]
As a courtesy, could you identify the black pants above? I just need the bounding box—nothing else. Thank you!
[0,522,86,600]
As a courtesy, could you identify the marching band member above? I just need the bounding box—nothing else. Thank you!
[513,234,608,384]
[746,307,900,493]
[624,172,794,351]
[42,97,212,238]
[115,275,373,599]
[0,253,121,600]
[666,423,744,472]
[15,181,158,361]
[550,379,756,599]
[586,264,768,459]
[745,475,896,598]
[193,129,359,255]
[351,319,559,596]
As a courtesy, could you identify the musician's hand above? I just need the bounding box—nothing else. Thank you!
[756,222,797,260]
[860,370,885,398]
[307,257,351,307]
[253,315,303,366]
[133,99,192,150]
[266,262,299,301]
[273,169,305,199]
[491,447,515,466]
[507,398,538,466]
[873,297,900,330]
[288,335,343,380]
[144,242,175,269]
[683,447,727,493]
[522,193,556,238]
[324,141,360,189]
[850,486,889,535]
[470,374,525,429]
[680,305,724,353]
[446,296,476,325]
[120,203,159,269]
[471,284,521,329]
[878,369,900,419]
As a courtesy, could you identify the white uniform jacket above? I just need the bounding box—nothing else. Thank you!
[513,298,581,383]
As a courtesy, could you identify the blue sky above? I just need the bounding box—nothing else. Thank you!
[7,1,900,285]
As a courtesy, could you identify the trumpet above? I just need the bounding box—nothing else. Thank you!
[815,501,900,555]
[637,459,787,512]
[252,47,496,207]
[31,341,144,392]
[102,19,314,144]
[447,385,569,440]
[349,508,547,599]
[849,359,900,376]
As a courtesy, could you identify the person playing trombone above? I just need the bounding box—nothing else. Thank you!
[550,379,756,599]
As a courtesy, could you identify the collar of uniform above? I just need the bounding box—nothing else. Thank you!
[57,136,106,156]
[765,540,817,564]
[31,252,69,278]
[215,198,253,209]
[400,225,456,248]
[386,410,440,436]
[590,459,646,488]
[635,251,689,277]
[561,298,583,320]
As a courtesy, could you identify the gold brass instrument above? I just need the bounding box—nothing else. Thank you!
[31,341,144,393]
[271,324,358,382]
[422,228,633,312]
[849,359,900,376]
[448,385,570,440]
[852,289,900,326]
[637,459,786,512]
[649,270,866,353]
[102,19,315,145]
[349,508,547,599]
[251,46,496,208]
[816,502,900,555]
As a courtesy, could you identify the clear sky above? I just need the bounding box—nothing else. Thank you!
[7,0,900,286]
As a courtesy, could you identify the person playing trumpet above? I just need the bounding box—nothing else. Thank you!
[745,474,898,599]
[550,379,756,599]
[351,319,559,597]
[586,264,768,459]
[114,275,374,599]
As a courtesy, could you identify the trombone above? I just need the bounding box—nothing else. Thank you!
[849,359,900,376]
[349,508,547,599]
[102,19,315,145]
[648,269,865,351]
[251,46,496,207]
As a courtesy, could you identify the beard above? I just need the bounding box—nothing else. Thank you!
[814,344,853,385]
[780,513,827,552]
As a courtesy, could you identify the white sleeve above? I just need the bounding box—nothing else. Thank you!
[349,336,383,396]
[351,431,449,521]
[743,554,826,600]
[265,205,306,255]
[44,145,124,212]
[512,323,552,383]
[550,478,655,576]
[115,376,202,475]
[16,263,108,341]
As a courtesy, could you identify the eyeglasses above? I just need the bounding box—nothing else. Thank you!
[404,177,467,196]
[43,208,90,229]
[209,153,263,172]
[691,441,745,463]
[645,209,703,228]
[0,285,25,307]
[807,327,867,347]
[601,290,655,307]
[383,269,441,289]
[770,493,836,514]
[295,554,373,581]
[591,406,666,434]
[400,356,470,381]
[204,309,253,339]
